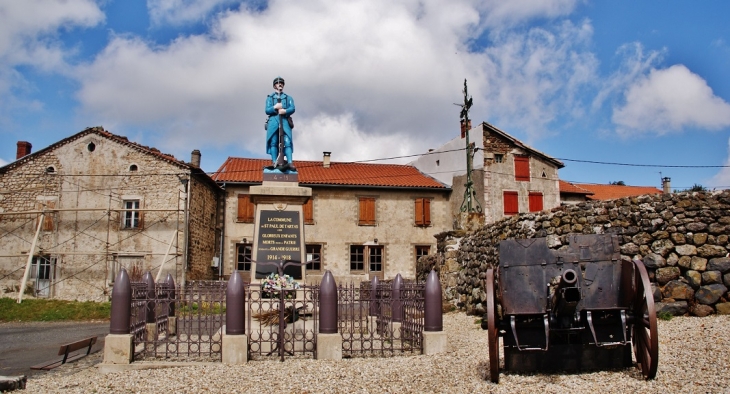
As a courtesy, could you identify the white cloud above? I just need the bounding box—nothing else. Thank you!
[0,0,103,122]
[73,0,599,162]
[0,157,8,167]
[709,138,730,189]
[613,64,730,135]
[147,0,240,26]
[481,0,580,29]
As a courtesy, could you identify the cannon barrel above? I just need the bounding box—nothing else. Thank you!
[554,269,581,316]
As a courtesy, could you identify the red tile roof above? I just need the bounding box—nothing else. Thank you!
[212,157,448,189]
[559,180,593,196]
[579,184,662,200]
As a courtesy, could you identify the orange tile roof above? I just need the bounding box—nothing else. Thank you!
[212,157,448,189]
[559,180,593,195]
[579,184,662,200]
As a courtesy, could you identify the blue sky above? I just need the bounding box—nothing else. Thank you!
[1,0,729,191]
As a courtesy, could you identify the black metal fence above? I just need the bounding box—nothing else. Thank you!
[130,280,226,362]
[121,273,427,362]
[339,281,424,358]
[247,283,318,361]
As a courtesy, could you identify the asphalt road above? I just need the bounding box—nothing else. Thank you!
[0,321,109,378]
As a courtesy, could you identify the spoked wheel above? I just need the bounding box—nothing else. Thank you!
[632,259,659,380]
[486,268,499,383]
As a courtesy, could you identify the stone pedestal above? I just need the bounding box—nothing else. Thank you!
[423,331,448,355]
[316,333,342,360]
[168,316,177,336]
[103,334,133,364]
[249,180,312,282]
[222,334,249,364]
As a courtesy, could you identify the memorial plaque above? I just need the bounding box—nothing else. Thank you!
[255,210,303,279]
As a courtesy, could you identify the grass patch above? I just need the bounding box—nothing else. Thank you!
[657,311,673,321]
[0,297,110,322]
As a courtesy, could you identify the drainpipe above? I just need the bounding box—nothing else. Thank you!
[182,174,191,287]
[218,183,226,279]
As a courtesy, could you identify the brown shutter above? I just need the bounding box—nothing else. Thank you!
[503,191,518,215]
[359,197,376,225]
[40,201,55,231]
[237,194,254,222]
[414,198,424,226]
[529,192,543,212]
[415,198,431,226]
[137,202,144,230]
[303,197,314,224]
[514,155,530,181]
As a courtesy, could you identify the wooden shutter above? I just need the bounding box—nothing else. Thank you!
[529,192,543,212]
[415,198,431,226]
[359,197,376,225]
[37,201,55,231]
[503,191,519,215]
[303,197,314,224]
[237,194,254,222]
[514,155,530,181]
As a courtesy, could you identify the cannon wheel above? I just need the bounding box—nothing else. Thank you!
[486,268,499,383]
[632,259,659,380]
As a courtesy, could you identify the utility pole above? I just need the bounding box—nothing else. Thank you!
[457,79,482,214]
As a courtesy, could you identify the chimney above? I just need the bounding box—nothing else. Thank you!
[16,141,32,159]
[323,152,331,168]
[662,177,671,194]
[191,149,201,168]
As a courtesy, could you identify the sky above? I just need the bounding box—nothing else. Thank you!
[1,0,729,191]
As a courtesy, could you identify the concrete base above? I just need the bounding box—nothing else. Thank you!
[103,334,133,364]
[222,334,249,364]
[316,333,342,360]
[392,322,402,339]
[422,331,448,355]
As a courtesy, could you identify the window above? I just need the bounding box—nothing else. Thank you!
[369,245,383,273]
[504,191,518,215]
[350,245,365,271]
[306,244,322,271]
[414,198,431,227]
[514,155,530,181]
[87,142,95,152]
[529,192,543,212]
[494,154,503,163]
[350,244,384,279]
[236,243,252,271]
[415,245,430,262]
[122,200,141,229]
[31,256,56,297]
[129,164,138,172]
[358,197,376,226]
[237,194,255,223]
[303,197,314,225]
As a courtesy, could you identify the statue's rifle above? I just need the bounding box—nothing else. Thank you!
[275,94,286,167]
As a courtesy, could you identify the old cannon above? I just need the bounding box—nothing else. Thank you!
[483,234,658,383]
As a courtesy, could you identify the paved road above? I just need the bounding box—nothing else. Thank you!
[0,321,109,378]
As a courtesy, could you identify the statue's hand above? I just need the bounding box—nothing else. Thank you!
[274,103,282,110]
[278,108,287,115]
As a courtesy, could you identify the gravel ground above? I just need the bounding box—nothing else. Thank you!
[27,312,730,393]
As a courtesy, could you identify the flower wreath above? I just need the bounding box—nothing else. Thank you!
[262,273,300,298]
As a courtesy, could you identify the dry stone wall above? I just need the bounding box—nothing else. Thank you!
[418,190,730,317]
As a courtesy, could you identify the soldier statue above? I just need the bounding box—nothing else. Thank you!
[265,76,296,171]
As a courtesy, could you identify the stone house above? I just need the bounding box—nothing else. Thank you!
[211,155,450,284]
[0,127,222,301]
[411,121,564,226]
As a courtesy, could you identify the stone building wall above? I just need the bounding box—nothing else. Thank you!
[186,175,221,280]
[418,190,730,317]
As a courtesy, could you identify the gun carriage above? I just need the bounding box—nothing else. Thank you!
[484,234,658,383]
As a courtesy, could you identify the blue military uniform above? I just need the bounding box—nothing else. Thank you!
[265,82,295,165]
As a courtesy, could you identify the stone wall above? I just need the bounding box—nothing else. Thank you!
[418,190,730,317]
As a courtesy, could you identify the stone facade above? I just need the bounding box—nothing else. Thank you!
[0,128,221,301]
[419,190,730,317]
[221,184,450,284]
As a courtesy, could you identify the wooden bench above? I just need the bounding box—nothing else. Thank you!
[30,336,98,371]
